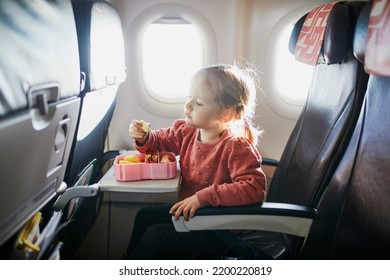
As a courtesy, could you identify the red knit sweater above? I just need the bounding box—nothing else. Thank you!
[134,119,266,207]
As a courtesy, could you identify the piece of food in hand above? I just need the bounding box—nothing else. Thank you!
[123,155,142,163]
[160,154,174,163]
[139,120,151,133]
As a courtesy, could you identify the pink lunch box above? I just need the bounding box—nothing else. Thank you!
[114,152,177,181]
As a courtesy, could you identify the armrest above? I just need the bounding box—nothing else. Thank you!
[52,183,99,212]
[262,157,279,167]
[172,202,316,237]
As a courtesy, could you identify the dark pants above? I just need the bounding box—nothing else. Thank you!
[126,203,230,259]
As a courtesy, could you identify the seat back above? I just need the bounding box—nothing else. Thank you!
[253,1,369,258]
[0,0,81,247]
[268,2,368,207]
[58,0,126,259]
[65,0,126,187]
[302,0,390,259]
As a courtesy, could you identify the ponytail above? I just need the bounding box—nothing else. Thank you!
[242,117,262,147]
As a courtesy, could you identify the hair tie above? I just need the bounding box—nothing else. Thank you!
[243,118,250,128]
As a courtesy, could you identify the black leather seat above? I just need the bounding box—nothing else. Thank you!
[301,0,390,259]
[258,0,369,258]
[172,1,370,259]
[57,0,126,259]
[0,0,81,257]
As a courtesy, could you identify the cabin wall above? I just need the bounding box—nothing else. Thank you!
[106,0,333,161]
[108,0,330,162]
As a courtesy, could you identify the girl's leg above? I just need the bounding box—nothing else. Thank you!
[127,223,227,260]
[126,203,173,256]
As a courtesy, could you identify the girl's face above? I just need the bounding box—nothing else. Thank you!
[184,74,225,130]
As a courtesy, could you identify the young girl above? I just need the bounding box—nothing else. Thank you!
[126,64,266,259]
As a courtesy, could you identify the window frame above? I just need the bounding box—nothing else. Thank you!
[126,3,217,118]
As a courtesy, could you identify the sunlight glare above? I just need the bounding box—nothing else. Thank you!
[275,25,313,103]
[142,21,203,101]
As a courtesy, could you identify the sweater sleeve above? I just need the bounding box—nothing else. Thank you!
[134,119,187,155]
[196,139,266,207]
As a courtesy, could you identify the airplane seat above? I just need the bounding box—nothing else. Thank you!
[261,0,369,257]
[57,0,126,259]
[172,1,369,259]
[301,0,390,259]
[0,0,81,258]
[269,0,368,208]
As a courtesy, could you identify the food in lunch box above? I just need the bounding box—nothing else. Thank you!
[118,153,174,164]
[119,154,143,164]
[160,154,174,163]
[124,154,142,163]
[119,160,135,164]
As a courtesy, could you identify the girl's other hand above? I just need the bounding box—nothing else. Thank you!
[129,119,149,145]
[169,195,202,221]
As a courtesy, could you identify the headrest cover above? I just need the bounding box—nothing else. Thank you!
[365,0,390,76]
[294,3,337,65]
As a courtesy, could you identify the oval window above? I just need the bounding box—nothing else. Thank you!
[141,18,203,102]
[275,24,313,104]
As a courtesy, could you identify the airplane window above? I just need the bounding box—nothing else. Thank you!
[141,18,203,102]
[275,25,313,104]
[127,3,216,117]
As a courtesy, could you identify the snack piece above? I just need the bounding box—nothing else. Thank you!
[123,155,142,163]
[152,153,158,163]
[144,153,152,163]
[119,160,134,164]
[160,154,174,163]
[139,120,151,133]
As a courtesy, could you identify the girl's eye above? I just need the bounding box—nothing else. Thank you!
[187,94,202,106]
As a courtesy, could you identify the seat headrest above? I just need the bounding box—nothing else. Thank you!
[72,1,127,94]
[364,0,390,76]
[290,2,361,66]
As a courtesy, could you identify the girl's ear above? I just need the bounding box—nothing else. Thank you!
[219,107,236,123]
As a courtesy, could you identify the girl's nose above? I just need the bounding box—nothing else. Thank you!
[185,99,193,110]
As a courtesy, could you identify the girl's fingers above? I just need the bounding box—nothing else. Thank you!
[170,197,200,221]
[129,122,147,140]
[170,200,183,213]
[173,207,183,221]
[170,202,182,220]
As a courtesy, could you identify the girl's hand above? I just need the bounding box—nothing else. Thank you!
[129,119,149,145]
[169,195,202,221]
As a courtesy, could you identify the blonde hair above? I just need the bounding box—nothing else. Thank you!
[194,64,263,146]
